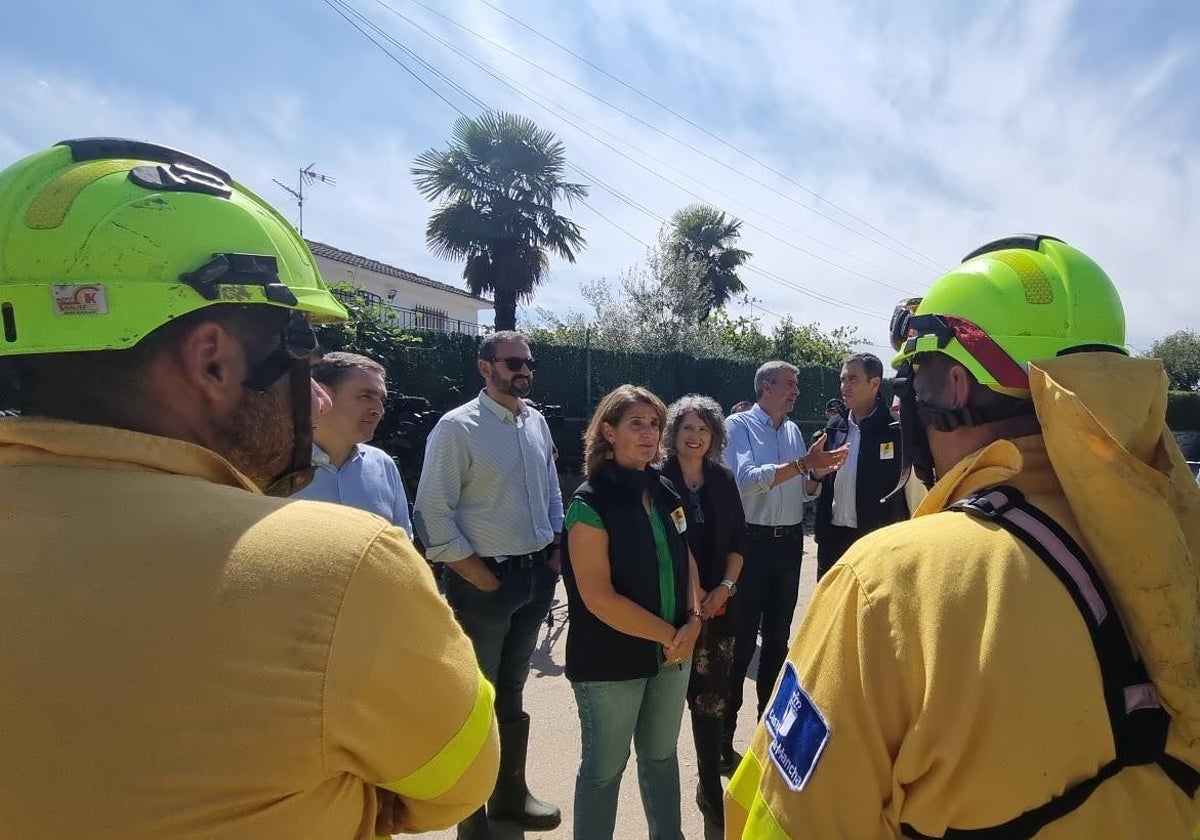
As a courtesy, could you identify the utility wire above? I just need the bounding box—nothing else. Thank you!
[352,0,914,296]
[324,0,889,321]
[414,0,948,275]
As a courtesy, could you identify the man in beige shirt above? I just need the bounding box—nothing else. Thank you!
[0,138,498,839]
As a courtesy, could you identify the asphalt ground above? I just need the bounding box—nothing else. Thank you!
[412,541,819,840]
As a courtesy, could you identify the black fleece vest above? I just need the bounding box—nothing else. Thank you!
[814,401,908,539]
[562,463,691,682]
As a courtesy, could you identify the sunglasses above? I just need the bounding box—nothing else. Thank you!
[491,356,536,372]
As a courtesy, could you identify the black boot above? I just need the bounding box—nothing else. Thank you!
[455,807,490,840]
[720,727,741,776]
[487,713,562,830]
[692,714,725,828]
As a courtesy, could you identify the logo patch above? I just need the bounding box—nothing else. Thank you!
[669,506,687,534]
[764,661,830,792]
[879,441,895,460]
[52,285,108,315]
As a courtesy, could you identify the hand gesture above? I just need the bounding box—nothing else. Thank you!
[805,432,849,474]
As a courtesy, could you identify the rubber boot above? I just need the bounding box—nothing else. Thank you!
[691,714,725,829]
[455,807,491,840]
[720,727,741,776]
[486,713,562,830]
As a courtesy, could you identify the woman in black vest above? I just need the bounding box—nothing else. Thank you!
[660,395,746,830]
[562,385,701,840]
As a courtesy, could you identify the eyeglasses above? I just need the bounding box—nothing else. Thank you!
[492,356,536,372]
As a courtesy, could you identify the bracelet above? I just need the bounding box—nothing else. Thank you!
[794,457,808,473]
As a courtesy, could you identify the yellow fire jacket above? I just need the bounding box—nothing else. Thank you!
[727,354,1200,838]
[0,419,498,839]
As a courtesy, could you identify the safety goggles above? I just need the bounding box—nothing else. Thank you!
[889,299,1028,391]
[491,356,536,372]
[243,311,318,392]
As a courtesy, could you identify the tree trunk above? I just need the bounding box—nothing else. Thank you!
[493,288,519,332]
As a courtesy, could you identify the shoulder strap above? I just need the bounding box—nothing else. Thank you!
[900,486,1199,840]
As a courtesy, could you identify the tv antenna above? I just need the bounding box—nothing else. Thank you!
[273,163,335,236]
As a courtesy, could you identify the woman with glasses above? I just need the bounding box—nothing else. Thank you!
[561,385,702,840]
[660,395,746,830]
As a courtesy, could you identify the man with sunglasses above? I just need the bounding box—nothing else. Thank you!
[0,140,499,839]
[727,235,1200,838]
[415,330,564,839]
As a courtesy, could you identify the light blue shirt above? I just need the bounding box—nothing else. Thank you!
[724,403,813,527]
[293,443,413,537]
[414,391,563,564]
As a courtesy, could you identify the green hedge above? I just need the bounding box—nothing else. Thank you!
[1167,391,1200,431]
[382,332,842,472]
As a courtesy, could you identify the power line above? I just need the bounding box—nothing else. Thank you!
[323,0,889,321]
[353,0,914,296]
[414,0,947,275]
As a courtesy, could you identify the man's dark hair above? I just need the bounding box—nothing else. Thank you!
[479,330,529,361]
[9,304,286,429]
[845,352,884,381]
[311,352,386,390]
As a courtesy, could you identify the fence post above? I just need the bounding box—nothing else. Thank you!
[584,326,592,408]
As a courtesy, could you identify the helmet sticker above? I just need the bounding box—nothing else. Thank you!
[52,285,108,316]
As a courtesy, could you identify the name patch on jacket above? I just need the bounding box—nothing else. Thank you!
[764,661,830,792]
[669,506,687,534]
[879,441,895,460]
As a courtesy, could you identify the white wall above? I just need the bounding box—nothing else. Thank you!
[314,255,490,334]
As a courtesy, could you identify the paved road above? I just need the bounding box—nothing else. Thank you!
[412,542,820,840]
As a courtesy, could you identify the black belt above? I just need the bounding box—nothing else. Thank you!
[746,523,804,539]
[480,546,551,573]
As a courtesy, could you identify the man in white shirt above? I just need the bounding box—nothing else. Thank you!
[414,331,563,839]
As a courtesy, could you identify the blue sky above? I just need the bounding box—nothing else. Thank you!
[3,0,1198,355]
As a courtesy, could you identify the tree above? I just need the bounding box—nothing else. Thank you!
[412,111,588,331]
[527,230,855,367]
[314,282,420,367]
[1149,329,1200,391]
[669,203,751,321]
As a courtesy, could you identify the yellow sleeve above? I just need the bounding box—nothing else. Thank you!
[727,563,909,839]
[323,525,499,832]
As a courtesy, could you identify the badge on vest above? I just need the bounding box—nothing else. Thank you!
[879,441,895,460]
[764,661,830,792]
[669,506,687,534]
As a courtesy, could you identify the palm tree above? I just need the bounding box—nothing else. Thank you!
[412,112,589,331]
[669,204,751,321]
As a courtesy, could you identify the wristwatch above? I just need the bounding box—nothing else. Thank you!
[719,578,737,596]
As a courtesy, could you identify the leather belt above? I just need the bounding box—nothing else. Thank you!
[746,523,804,539]
[481,546,551,573]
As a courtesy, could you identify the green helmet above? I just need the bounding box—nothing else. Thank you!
[0,138,346,357]
[890,234,1126,397]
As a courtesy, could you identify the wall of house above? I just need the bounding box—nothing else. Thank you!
[314,255,489,334]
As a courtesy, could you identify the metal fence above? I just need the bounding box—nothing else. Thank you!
[330,288,482,336]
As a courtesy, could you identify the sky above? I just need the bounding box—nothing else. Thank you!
[2,0,1198,356]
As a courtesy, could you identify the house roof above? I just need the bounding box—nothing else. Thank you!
[305,239,491,305]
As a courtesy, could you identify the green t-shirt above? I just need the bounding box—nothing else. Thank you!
[565,497,677,631]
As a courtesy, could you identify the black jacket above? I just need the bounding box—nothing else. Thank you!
[660,458,747,590]
[562,463,692,682]
[813,400,909,540]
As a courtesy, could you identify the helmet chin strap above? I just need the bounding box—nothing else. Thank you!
[884,368,935,498]
[882,364,1039,500]
[262,359,316,497]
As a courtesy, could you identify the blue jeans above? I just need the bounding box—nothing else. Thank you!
[444,560,558,722]
[572,663,691,840]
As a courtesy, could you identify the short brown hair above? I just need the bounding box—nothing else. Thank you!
[582,385,667,478]
[311,352,386,390]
